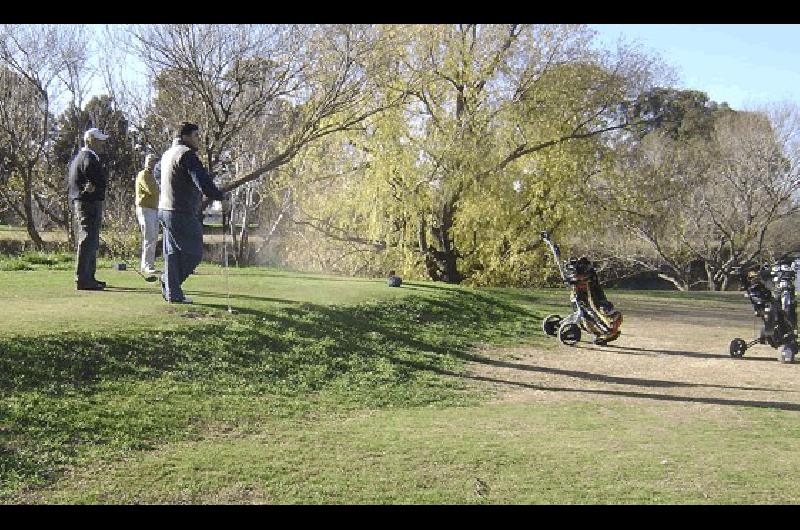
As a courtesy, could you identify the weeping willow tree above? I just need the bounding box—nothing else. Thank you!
[287,24,661,285]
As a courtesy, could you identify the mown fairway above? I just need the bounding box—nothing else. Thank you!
[3,259,800,504]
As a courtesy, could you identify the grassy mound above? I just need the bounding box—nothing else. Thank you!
[0,288,541,497]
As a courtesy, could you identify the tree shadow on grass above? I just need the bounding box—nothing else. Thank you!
[0,289,539,494]
[453,352,791,393]
[5,286,800,497]
[433,369,800,413]
[580,343,777,363]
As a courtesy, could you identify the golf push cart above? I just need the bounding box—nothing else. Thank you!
[730,253,799,363]
[540,231,623,347]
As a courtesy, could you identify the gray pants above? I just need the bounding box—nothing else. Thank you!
[136,206,159,271]
[73,200,103,285]
[159,209,203,301]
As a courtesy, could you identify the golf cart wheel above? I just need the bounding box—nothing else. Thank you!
[779,343,797,364]
[542,314,562,337]
[729,338,747,358]
[558,321,581,347]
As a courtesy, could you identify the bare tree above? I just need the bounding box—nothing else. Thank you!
[0,25,90,249]
[112,24,408,189]
[588,104,800,290]
[695,107,800,288]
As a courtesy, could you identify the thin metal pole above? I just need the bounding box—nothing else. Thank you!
[223,207,232,312]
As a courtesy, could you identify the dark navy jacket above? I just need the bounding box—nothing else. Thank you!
[67,148,107,202]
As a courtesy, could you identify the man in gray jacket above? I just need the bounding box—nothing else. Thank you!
[158,122,228,303]
[67,127,110,290]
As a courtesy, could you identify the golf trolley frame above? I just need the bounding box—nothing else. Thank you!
[730,255,798,363]
[540,231,622,347]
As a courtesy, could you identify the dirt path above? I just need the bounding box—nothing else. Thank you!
[466,295,800,413]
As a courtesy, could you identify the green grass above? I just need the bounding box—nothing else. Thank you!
[31,403,800,504]
[0,251,76,272]
[0,263,452,337]
[3,256,800,504]
[0,264,543,499]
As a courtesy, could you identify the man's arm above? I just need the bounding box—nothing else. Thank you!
[181,151,226,201]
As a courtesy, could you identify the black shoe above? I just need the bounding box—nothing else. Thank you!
[93,280,107,288]
[168,296,193,304]
[76,281,104,291]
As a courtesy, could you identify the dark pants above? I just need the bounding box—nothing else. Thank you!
[159,209,203,301]
[73,200,103,285]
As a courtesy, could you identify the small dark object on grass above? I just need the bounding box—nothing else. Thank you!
[388,270,402,288]
[116,262,158,282]
[100,236,157,283]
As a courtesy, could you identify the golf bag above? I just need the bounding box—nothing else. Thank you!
[540,231,623,346]
[730,256,798,363]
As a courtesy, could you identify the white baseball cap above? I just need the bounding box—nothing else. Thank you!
[83,127,109,142]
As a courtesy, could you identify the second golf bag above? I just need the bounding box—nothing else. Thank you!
[730,255,798,363]
[540,231,623,346]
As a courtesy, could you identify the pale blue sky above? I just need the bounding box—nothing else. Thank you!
[85,25,800,113]
[591,24,800,110]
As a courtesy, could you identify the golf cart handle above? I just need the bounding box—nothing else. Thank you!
[540,230,568,283]
[541,230,559,255]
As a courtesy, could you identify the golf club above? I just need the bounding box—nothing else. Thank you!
[99,235,158,283]
[222,204,236,314]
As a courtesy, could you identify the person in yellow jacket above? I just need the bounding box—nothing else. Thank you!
[135,154,160,274]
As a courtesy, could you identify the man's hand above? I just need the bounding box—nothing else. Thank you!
[83,182,96,194]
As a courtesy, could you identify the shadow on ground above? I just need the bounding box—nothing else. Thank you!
[0,288,540,494]
[4,284,798,497]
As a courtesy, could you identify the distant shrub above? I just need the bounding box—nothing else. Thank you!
[0,251,74,271]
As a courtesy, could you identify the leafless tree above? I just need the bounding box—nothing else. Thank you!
[0,24,90,249]
[588,104,800,290]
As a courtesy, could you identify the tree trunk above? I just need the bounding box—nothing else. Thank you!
[237,196,250,266]
[23,172,44,250]
[418,205,463,284]
[704,263,725,291]
[228,210,239,267]
[65,198,75,248]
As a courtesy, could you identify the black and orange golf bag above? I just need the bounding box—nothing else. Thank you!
[540,231,623,346]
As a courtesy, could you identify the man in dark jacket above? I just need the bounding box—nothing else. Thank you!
[158,122,228,303]
[67,127,109,290]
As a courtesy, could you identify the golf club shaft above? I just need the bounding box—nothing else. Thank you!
[223,207,231,310]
